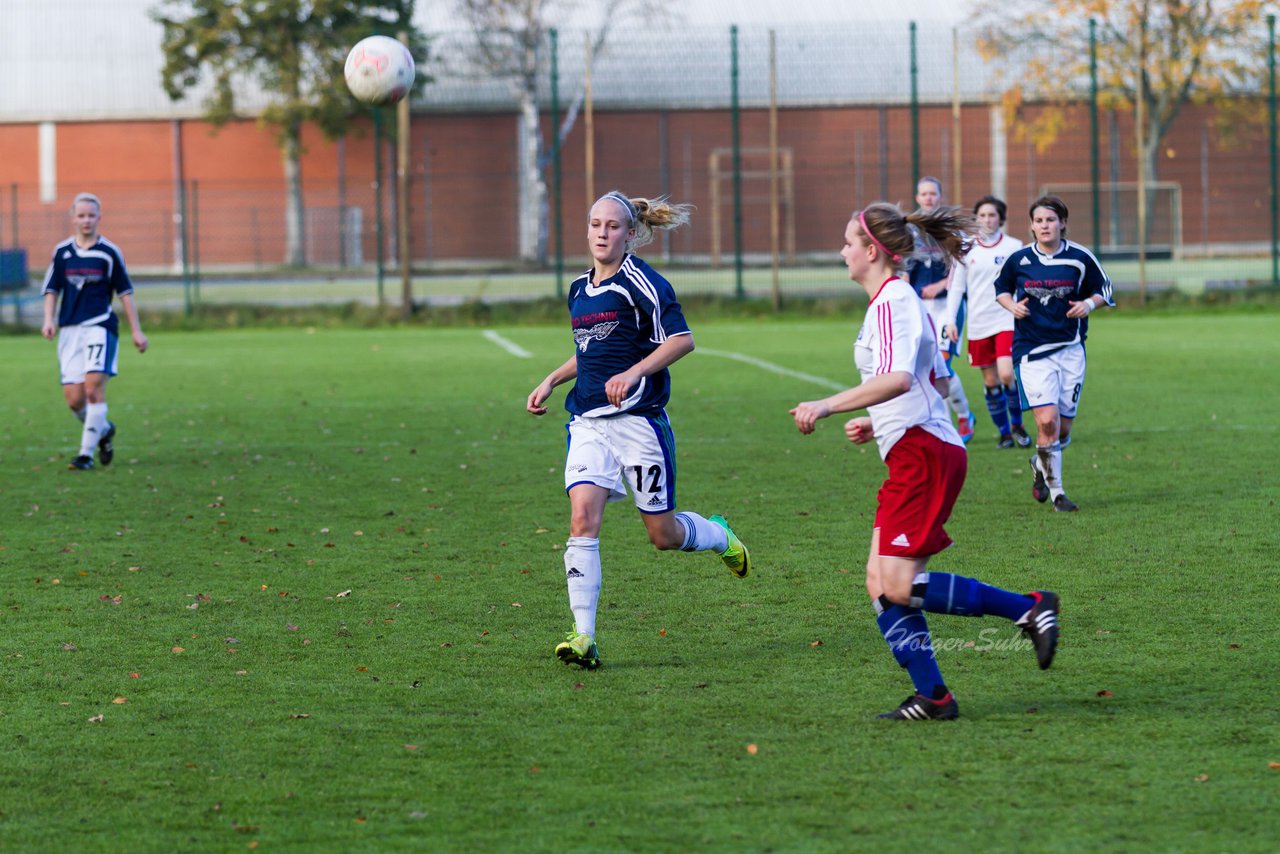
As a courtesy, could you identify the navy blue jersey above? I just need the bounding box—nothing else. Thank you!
[906,254,949,299]
[995,239,1113,362]
[42,236,133,335]
[564,254,691,418]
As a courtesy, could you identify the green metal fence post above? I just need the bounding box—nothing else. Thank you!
[1270,14,1277,286]
[191,179,201,307]
[731,24,744,299]
[910,21,919,193]
[179,180,191,316]
[551,28,564,299]
[1090,18,1100,251]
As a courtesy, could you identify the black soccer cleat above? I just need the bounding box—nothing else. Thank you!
[1018,590,1060,670]
[1029,457,1050,503]
[97,422,117,467]
[1011,424,1032,447]
[68,455,94,471]
[877,692,959,721]
[1053,494,1078,512]
[997,434,1015,449]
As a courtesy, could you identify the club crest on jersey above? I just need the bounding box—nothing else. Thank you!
[1024,284,1077,305]
[574,320,619,352]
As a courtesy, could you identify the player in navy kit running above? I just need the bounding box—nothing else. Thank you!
[995,195,1113,512]
[41,193,149,471]
[790,201,1059,720]
[942,196,1030,449]
[526,191,750,669]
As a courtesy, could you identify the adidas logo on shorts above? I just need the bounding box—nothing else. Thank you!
[647,495,664,507]
[891,533,911,548]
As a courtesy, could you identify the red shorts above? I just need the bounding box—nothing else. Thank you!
[968,330,1014,368]
[875,427,967,558]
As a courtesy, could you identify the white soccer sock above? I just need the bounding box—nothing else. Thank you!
[675,511,728,553]
[564,537,601,638]
[81,402,108,456]
[947,374,971,421]
[1036,442,1064,499]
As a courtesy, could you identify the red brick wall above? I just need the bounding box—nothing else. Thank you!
[0,101,1269,268]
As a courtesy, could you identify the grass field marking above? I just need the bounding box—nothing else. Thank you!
[697,347,848,391]
[482,329,533,358]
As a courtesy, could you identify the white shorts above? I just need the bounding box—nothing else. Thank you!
[57,325,118,384]
[1015,343,1086,418]
[564,412,677,514]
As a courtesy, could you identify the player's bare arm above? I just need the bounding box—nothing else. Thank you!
[790,371,913,434]
[119,293,149,352]
[527,355,578,415]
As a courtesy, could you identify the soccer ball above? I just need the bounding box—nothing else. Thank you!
[344,35,415,106]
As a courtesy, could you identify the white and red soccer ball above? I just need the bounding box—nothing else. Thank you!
[344,35,415,106]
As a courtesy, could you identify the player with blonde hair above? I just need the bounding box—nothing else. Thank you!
[527,191,750,670]
[41,192,148,470]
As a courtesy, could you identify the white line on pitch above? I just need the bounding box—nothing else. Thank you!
[698,348,847,391]
[483,329,533,358]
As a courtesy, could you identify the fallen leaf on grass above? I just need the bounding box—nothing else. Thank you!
[112,697,127,704]
[87,715,104,723]
[172,647,185,654]
[61,643,77,651]
[1195,773,1209,783]
[1096,690,1112,698]
[528,766,540,774]
[809,639,824,647]
[286,624,299,631]
[658,628,667,637]
[354,816,367,824]
[129,672,140,678]
[746,744,758,755]
[403,744,418,751]
[337,589,352,598]
[1268,762,1280,770]
[288,713,311,719]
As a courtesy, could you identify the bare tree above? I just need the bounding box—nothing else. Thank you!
[452,0,665,264]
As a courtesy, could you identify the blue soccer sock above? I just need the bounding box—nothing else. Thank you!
[911,572,1034,622]
[1004,383,1025,428]
[875,596,945,698]
[984,386,1011,436]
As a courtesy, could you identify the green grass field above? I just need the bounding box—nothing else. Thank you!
[1,312,1278,851]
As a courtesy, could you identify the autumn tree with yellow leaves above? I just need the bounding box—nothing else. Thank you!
[976,0,1269,190]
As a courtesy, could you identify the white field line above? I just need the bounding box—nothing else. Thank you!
[482,329,533,358]
[697,347,848,392]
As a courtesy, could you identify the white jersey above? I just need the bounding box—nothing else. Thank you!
[854,276,963,459]
[945,231,1023,341]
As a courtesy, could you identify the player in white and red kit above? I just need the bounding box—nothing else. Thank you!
[790,202,1059,721]
[942,196,1030,448]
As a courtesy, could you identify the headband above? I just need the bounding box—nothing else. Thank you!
[858,210,902,263]
[600,191,638,226]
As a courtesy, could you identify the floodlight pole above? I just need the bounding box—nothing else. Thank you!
[551,28,564,299]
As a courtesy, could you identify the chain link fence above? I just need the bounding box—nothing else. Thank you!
[2,19,1278,316]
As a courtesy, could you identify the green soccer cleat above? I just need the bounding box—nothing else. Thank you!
[554,630,601,670]
[709,514,750,578]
